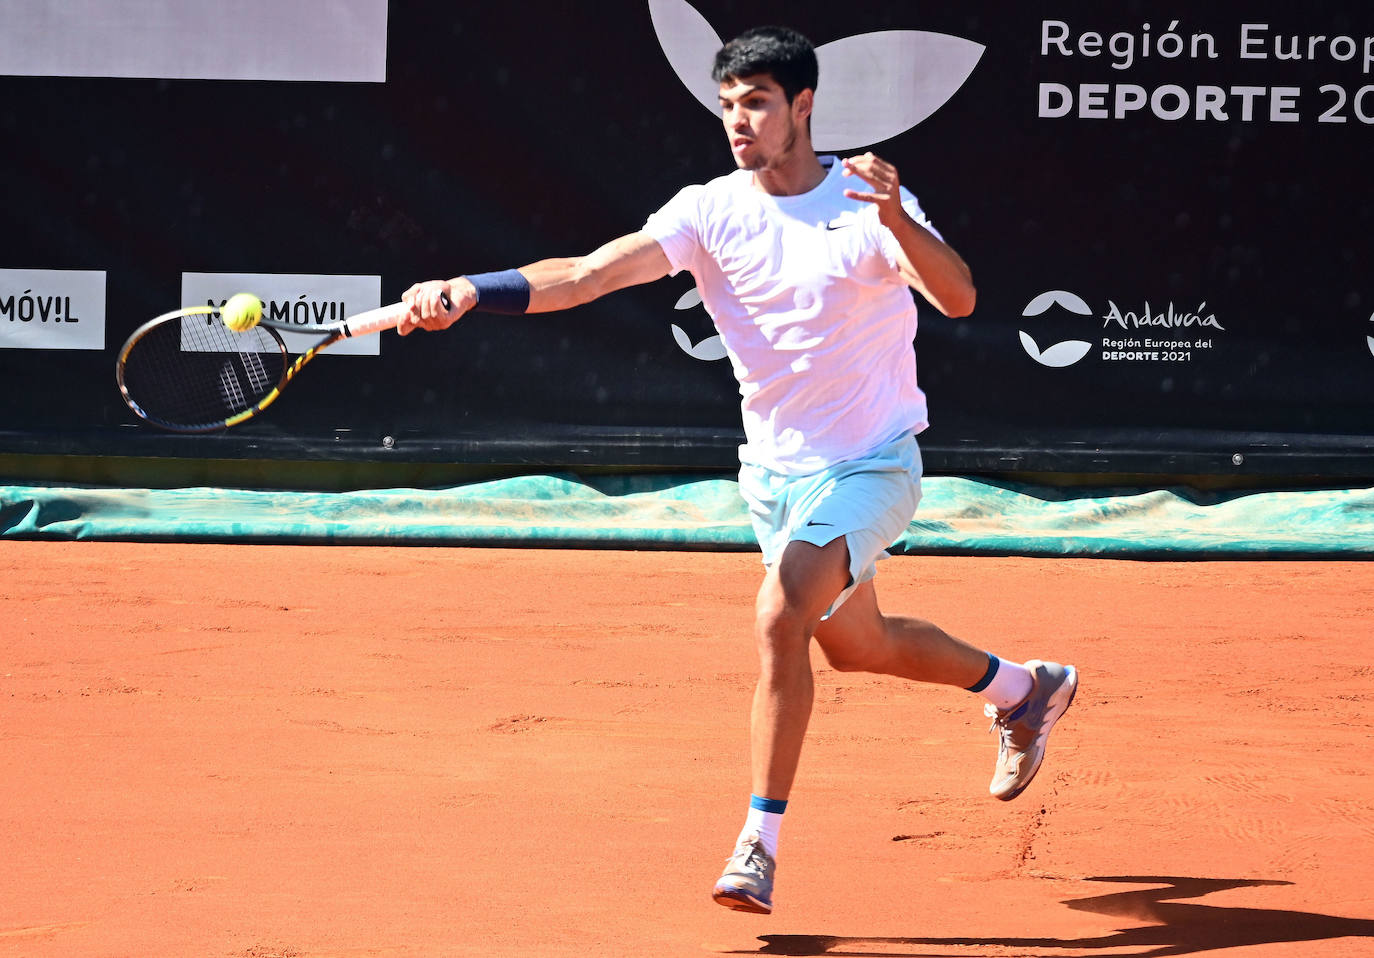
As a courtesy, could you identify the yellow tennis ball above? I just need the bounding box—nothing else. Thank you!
[221,293,263,332]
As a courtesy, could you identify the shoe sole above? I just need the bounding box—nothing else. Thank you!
[995,664,1078,802]
[712,887,772,914]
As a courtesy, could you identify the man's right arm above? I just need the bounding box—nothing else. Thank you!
[399,232,672,335]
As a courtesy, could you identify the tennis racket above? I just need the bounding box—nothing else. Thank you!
[115,295,442,433]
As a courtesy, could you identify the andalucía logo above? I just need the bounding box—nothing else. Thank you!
[1019,290,1094,368]
[650,0,985,361]
[1020,289,1227,369]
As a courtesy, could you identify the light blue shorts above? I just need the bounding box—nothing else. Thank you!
[739,433,924,616]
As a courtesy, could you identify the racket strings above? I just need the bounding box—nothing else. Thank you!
[240,348,273,394]
[218,360,247,410]
[120,315,287,430]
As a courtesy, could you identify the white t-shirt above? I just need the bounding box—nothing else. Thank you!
[644,155,937,475]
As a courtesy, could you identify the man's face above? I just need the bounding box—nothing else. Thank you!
[718,73,809,172]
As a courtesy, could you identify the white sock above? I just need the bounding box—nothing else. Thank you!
[970,655,1034,711]
[738,795,786,858]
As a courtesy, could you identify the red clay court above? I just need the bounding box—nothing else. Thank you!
[2,541,1371,957]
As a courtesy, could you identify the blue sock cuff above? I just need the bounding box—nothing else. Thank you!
[966,653,999,693]
[750,794,788,815]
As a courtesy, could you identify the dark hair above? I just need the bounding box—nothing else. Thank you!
[711,25,818,103]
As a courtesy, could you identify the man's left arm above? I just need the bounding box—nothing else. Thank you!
[841,153,976,318]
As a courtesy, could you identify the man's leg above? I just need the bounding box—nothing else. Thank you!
[712,536,849,914]
[814,578,1078,803]
[750,536,852,800]
[812,577,991,686]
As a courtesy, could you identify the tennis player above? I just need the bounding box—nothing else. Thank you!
[401,25,1077,915]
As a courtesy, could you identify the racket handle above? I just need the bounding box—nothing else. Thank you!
[345,293,451,338]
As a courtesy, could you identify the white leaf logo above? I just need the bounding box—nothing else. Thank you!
[1366,335,1374,360]
[648,0,724,119]
[1019,330,1092,368]
[1019,291,1094,367]
[670,285,725,360]
[1022,290,1093,317]
[674,287,703,310]
[811,31,983,150]
[648,0,984,150]
[671,322,728,361]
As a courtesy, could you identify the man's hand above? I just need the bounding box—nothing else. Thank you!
[842,152,976,318]
[398,277,476,336]
[841,152,907,229]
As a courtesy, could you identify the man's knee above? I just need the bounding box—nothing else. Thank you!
[753,595,815,659]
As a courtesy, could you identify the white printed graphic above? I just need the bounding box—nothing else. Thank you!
[1037,20,1374,127]
[1019,330,1094,368]
[1367,312,1374,361]
[1019,290,1094,367]
[649,0,984,361]
[1023,289,1094,318]
[669,288,728,361]
[0,0,388,81]
[649,0,984,150]
[181,272,383,356]
[1021,289,1226,368]
[0,269,107,350]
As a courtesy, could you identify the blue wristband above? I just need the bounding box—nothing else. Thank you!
[467,269,531,314]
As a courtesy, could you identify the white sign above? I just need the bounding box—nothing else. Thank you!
[0,268,107,350]
[0,0,388,82]
[182,272,384,356]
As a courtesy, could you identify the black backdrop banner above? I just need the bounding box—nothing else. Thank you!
[2,1,1372,478]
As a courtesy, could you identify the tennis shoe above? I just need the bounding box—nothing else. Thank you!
[986,659,1078,802]
[712,833,775,914]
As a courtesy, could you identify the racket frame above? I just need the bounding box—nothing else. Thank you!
[115,301,411,433]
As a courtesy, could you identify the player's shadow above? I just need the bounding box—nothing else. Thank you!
[751,875,1374,956]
